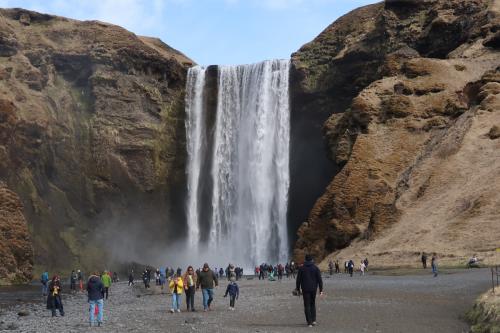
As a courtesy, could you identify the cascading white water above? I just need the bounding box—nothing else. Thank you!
[185,59,290,267]
[185,66,206,250]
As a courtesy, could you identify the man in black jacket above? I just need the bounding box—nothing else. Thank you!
[87,273,104,327]
[296,254,323,327]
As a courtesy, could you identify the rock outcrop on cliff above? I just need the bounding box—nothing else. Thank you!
[0,8,192,279]
[0,181,33,284]
[292,0,500,266]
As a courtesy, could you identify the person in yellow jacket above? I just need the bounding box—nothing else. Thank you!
[169,273,184,313]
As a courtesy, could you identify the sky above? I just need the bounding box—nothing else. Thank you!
[0,0,377,66]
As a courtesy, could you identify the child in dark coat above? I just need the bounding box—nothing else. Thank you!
[224,278,239,310]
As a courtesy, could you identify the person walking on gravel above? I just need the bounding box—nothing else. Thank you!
[196,263,218,311]
[183,266,197,312]
[70,270,77,292]
[169,272,184,313]
[41,271,49,296]
[128,270,134,286]
[224,276,239,310]
[78,270,84,292]
[431,254,438,277]
[101,271,112,300]
[296,254,323,328]
[87,272,104,327]
[348,260,354,277]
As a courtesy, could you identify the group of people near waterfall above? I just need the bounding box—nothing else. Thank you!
[42,269,113,326]
[38,254,329,328]
[255,261,297,280]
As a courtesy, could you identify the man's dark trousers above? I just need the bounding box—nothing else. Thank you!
[302,291,316,325]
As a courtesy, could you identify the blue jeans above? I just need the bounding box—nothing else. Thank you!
[41,282,48,295]
[171,293,182,310]
[202,288,214,310]
[432,264,438,277]
[89,299,104,324]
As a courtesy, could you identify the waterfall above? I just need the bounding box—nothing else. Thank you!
[185,66,205,250]
[185,59,290,267]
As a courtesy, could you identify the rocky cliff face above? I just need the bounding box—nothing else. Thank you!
[292,0,500,266]
[0,8,193,281]
[0,181,33,284]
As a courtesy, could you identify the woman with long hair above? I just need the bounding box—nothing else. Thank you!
[183,265,197,312]
[46,275,64,317]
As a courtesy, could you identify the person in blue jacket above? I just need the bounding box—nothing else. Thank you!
[224,277,239,310]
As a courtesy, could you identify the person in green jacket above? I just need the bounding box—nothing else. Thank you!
[101,271,112,300]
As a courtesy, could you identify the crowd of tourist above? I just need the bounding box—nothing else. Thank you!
[39,252,453,328]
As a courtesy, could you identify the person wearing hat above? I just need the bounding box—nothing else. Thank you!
[295,254,323,328]
[196,263,218,311]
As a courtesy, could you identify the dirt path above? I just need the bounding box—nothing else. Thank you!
[0,268,491,332]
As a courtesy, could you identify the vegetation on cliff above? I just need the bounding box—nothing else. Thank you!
[0,8,193,282]
[292,0,500,266]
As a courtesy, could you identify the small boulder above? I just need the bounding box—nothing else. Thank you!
[17,310,30,317]
[487,125,500,139]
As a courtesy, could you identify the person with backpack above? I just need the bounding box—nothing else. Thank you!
[169,273,184,313]
[348,260,354,277]
[224,276,239,310]
[41,271,49,296]
[46,275,64,317]
[295,254,323,328]
[87,272,104,327]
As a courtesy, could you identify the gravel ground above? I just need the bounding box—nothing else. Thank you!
[0,268,491,333]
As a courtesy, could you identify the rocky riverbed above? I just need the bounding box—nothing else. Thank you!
[0,268,492,332]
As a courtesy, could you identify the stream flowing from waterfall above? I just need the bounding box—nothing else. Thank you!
[185,59,290,268]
